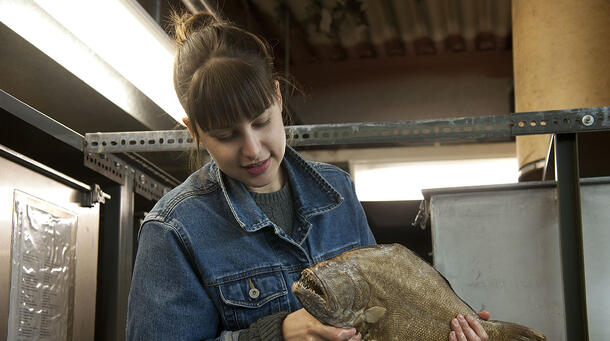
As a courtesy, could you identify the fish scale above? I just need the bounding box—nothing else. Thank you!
[293,244,547,341]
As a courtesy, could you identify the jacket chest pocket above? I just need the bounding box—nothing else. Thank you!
[218,270,289,330]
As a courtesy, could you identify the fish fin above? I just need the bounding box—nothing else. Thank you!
[491,320,547,340]
[362,306,386,323]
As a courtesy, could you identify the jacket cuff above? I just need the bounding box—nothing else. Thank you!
[237,312,289,341]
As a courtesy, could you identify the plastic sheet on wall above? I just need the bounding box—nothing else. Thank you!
[8,191,78,341]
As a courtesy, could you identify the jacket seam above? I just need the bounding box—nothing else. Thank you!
[219,289,288,308]
[311,242,359,263]
[140,219,195,262]
[203,264,307,286]
[145,184,220,223]
[287,148,337,197]
[216,167,247,229]
[287,154,344,216]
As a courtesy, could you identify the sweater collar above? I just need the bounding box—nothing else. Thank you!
[208,145,343,232]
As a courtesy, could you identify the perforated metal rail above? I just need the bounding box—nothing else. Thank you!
[85,106,610,153]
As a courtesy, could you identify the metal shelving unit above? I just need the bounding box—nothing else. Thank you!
[0,89,178,341]
[4,87,609,340]
[83,105,609,341]
[0,90,177,201]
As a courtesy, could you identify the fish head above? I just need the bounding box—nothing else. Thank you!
[292,259,372,327]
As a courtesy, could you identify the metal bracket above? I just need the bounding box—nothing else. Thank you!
[84,152,172,202]
[411,199,429,230]
[509,106,610,136]
[134,169,171,202]
[81,184,109,207]
[85,152,128,184]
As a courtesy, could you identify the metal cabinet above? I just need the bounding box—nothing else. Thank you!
[0,154,100,340]
[427,179,610,340]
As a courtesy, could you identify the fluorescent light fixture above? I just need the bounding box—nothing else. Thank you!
[352,157,519,201]
[1,0,186,125]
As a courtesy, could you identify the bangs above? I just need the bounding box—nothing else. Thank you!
[187,57,277,132]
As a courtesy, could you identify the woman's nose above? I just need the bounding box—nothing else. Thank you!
[241,131,261,159]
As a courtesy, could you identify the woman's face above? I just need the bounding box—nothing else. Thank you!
[188,100,287,193]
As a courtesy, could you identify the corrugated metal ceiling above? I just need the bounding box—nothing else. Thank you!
[177,0,513,66]
[145,0,512,66]
[258,0,510,60]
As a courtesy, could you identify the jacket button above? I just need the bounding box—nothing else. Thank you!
[249,288,260,299]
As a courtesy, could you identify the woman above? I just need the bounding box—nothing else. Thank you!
[126,12,488,341]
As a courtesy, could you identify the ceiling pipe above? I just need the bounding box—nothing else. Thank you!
[200,0,222,21]
[179,0,223,25]
[179,0,205,14]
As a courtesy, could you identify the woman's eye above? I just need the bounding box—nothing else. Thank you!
[215,134,234,141]
[254,119,271,127]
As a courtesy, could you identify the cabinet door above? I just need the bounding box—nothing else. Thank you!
[0,156,99,341]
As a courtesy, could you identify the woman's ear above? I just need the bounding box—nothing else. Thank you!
[274,80,282,107]
[182,117,204,146]
[183,117,195,137]
[183,117,204,146]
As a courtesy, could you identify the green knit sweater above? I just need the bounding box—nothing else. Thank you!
[250,180,295,237]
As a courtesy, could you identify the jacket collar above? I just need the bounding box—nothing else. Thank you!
[207,145,343,232]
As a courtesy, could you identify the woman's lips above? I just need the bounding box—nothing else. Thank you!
[244,158,270,175]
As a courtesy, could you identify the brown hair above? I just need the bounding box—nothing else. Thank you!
[172,11,280,131]
[171,12,299,170]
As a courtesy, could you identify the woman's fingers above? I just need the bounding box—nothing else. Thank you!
[316,326,357,341]
[451,317,468,341]
[450,314,489,341]
[283,308,358,341]
[346,333,362,341]
[477,311,491,321]
[456,314,480,340]
[336,328,358,340]
[466,315,488,341]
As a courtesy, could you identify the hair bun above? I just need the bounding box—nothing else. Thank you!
[171,11,219,47]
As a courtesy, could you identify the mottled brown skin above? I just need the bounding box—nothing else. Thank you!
[293,244,546,341]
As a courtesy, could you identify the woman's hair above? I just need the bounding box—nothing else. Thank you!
[171,11,286,168]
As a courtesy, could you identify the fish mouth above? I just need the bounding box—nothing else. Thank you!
[293,269,336,316]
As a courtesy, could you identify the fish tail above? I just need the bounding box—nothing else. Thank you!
[486,320,547,341]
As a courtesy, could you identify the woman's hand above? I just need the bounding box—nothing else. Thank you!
[448,311,490,341]
[282,308,361,341]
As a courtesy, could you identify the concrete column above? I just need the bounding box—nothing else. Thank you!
[512,0,610,181]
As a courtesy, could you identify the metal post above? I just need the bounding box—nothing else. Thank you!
[554,133,589,340]
[97,173,135,341]
[284,4,290,79]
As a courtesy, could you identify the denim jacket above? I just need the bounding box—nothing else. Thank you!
[126,146,376,340]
